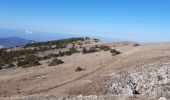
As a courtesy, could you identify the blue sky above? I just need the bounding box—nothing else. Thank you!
[0,0,170,42]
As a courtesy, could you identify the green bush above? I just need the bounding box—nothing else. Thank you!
[133,43,140,46]
[25,55,41,62]
[89,47,98,53]
[110,49,121,56]
[49,58,64,66]
[17,60,40,68]
[64,51,72,56]
[82,47,98,54]
[58,50,65,57]
[99,46,112,51]
[17,55,41,68]
[69,47,79,53]
[17,60,29,67]
[75,67,85,72]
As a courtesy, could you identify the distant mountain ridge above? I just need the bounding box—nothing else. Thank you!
[0,37,35,48]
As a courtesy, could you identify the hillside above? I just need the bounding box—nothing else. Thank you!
[0,38,169,100]
[0,37,34,48]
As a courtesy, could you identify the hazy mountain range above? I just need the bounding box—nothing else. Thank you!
[0,28,82,42]
[0,28,80,48]
[0,28,124,48]
[0,37,34,48]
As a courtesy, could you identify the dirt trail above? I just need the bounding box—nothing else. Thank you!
[28,55,122,95]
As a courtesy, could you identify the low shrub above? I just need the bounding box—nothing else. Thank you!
[82,47,87,54]
[17,55,41,68]
[82,47,98,54]
[17,60,29,67]
[99,46,112,51]
[110,49,121,56]
[75,67,85,72]
[58,50,65,57]
[42,55,51,60]
[88,47,98,53]
[133,43,140,46]
[64,51,72,56]
[25,55,41,62]
[17,60,40,68]
[0,63,4,67]
[7,63,15,68]
[69,47,79,53]
[49,58,64,66]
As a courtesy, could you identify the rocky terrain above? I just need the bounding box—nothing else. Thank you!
[0,38,170,100]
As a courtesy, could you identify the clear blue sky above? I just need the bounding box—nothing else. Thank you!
[0,0,170,42]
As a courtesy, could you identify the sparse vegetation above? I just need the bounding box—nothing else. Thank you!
[0,63,4,67]
[133,43,140,46]
[7,63,15,68]
[17,55,41,68]
[49,58,64,66]
[110,49,121,56]
[89,47,98,53]
[69,47,79,54]
[82,47,87,54]
[99,46,112,51]
[75,67,85,72]
[82,47,98,54]
[0,37,100,69]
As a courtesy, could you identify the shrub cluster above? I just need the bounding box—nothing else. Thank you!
[133,43,140,46]
[110,49,121,56]
[42,47,79,60]
[0,38,83,66]
[48,58,64,66]
[7,63,15,68]
[82,47,98,54]
[69,47,79,54]
[17,55,41,68]
[99,46,112,51]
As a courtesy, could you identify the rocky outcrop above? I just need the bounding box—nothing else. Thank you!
[106,57,170,99]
